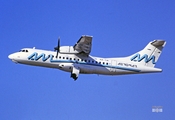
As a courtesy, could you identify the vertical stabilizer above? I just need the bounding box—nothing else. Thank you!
[129,40,166,67]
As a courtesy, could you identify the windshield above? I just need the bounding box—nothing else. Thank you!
[19,49,28,52]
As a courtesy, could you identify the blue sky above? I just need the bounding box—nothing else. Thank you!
[1,0,175,120]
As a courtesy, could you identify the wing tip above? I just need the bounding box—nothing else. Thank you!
[82,35,93,38]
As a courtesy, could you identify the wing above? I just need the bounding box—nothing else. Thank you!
[73,35,92,55]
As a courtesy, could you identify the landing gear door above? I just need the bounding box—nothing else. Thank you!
[71,64,80,81]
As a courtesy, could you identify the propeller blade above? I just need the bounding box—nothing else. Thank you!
[55,37,60,58]
[58,37,60,52]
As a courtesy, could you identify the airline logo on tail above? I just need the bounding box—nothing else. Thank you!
[130,53,156,64]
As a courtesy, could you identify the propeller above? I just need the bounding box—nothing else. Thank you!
[54,37,60,58]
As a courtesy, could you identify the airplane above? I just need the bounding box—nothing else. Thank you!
[8,35,166,80]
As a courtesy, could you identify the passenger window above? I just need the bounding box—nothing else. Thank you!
[77,59,79,61]
[59,56,61,59]
[70,58,72,60]
[88,60,90,62]
[66,57,69,59]
[106,63,108,65]
[103,62,105,64]
[63,57,65,59]
[96,61,98,64]
[85,60,87,62]
[74,58,76,60]
[26,50,28,52]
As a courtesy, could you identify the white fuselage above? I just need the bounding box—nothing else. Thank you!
[8,48,162,76]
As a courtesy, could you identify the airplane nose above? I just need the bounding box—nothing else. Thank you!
[8,53,17,60]
[8,53,18,63]
[8,54,14,59]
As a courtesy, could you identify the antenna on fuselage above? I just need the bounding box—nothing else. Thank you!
[54,37,60,58]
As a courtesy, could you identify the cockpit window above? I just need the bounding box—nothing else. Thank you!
[19,49,29,52]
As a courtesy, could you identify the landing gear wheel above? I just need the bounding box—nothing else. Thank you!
[71,73,78,81]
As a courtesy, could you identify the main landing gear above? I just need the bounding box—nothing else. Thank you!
[71,73,78,81]
[71,65,80,81]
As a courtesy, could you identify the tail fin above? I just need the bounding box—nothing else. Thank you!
[129,40,166,67]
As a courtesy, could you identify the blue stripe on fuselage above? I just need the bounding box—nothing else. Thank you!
[50,59,141,72]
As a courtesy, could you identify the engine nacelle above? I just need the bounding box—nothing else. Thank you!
[59,46,79,54]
